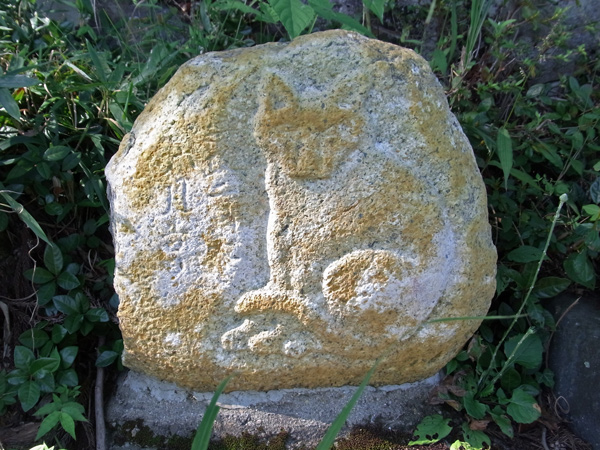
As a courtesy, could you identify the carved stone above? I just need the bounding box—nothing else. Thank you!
[105,30,496,391]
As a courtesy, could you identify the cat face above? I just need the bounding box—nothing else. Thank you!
[254,75,364,179]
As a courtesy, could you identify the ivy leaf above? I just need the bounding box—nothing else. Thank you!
[19,328,49,350]
[268,0,315,39]
[463,392,487,419]
[14,346,35,370]
[96,350,119,368]
[409,414,452,445]
[57,369,79,387]
[57,271,80,290]
[506,388,541,424]
[24,267,55,284]
[44,243,64,276]
[60,346,79,369]
[53,296,79,315]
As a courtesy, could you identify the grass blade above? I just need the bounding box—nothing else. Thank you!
[0,182,52,245]
[316,359,381,450]
[191,374,235,450]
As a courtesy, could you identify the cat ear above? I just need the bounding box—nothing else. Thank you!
[262,74,296,111]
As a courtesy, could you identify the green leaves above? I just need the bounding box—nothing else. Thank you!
[564,251,596,290]
[506,388,541,424]
[507,245,544,263]
[34,388,88,440]
[409,414,452,445]
[268,0,315,39]
[363,0,386,22]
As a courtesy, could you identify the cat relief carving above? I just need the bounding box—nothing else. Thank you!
[221,74,454,358]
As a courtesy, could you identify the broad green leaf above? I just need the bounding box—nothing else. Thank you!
[583,204,600,220]
[463,393,487,419]
[60,411,77,439]
[268,0,315,40]
[216,0,278,23]
[30,356,60,378]
[0,87,20,120]
[60,346,78,368]
[57,271,80,290]
[36,372,56,393]
[18,380,40,412]
[37,281,56,306]
[34,400,60,417]
[53,295,79,315]
[44,244,64,275]
[57,369,79,386]
[85,307,109,322]
[35,410,61,440]
[61,402,87,422]
[507,245,544,263]
[506,388,541,424]
[490,406,514,438]
[532,277,570,299]
[536,368,555,388]
[497,127,513,190]
[363,0,385,21]
[563,251,596,289]
[500,368,521,392]
[461,422,491,449]
[308,0,373,36]
[95,350,118,368]
[52,324,68,343]
[504,332,543,369]
[0,74,39,88]
[24,267,55,284]
[409,414,452,445]
[43,146,71,162]
[19,328,50,350]
[64,314,84,334]
[14,346,35,369]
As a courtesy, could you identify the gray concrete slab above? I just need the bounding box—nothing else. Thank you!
[106,370,442,449]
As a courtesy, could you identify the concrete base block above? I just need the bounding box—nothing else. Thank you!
[106,370,441,449]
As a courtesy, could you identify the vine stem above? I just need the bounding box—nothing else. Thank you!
[477,194,568,391]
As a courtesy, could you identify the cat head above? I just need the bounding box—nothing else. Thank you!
[254,74,365,179]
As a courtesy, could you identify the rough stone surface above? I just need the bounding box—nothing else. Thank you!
[107,370,442,449]
[105,30,496,392]
[548,293,600,450]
